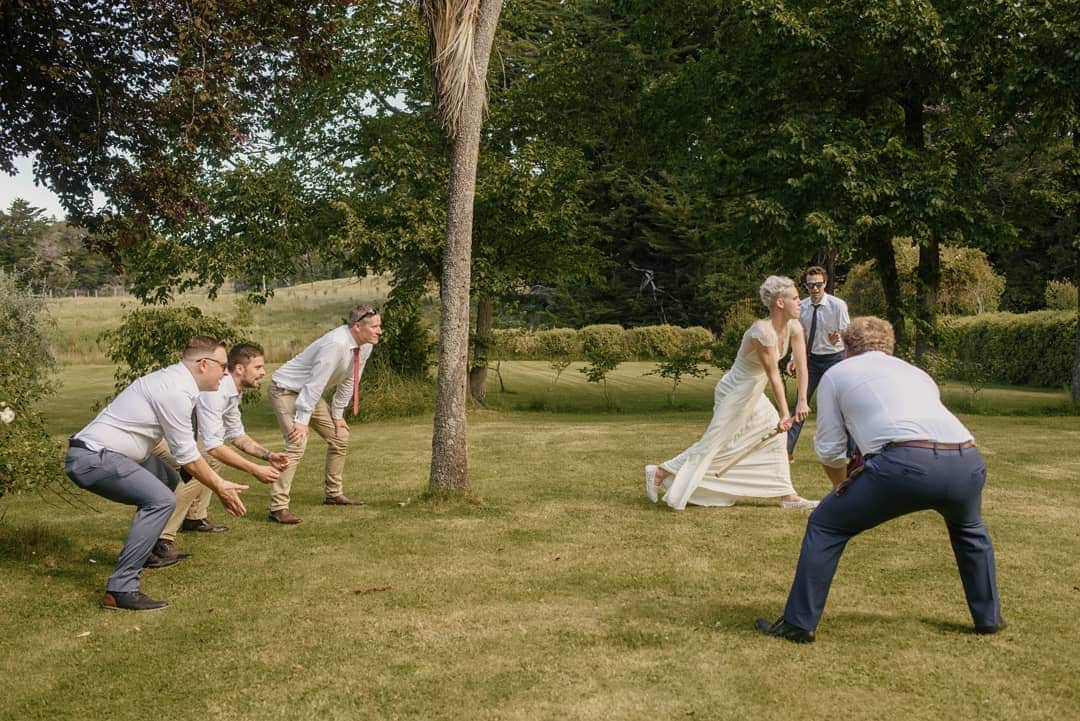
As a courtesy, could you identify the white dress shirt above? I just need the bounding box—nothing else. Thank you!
[74,363,201,464]
[270,325,373,424]
[800,293,850,355]
[196,374,244,451]
[814,351,974,468]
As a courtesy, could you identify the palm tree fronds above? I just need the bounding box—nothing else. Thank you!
[421,0,484,137]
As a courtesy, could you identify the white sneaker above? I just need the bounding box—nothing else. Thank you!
[644,465,659,503]
[780,498,819,510]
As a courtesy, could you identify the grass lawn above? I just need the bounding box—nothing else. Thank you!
[1,363,1078,720]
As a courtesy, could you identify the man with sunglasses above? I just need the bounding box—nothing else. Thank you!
[785,265,852,461]
[64,336,250,611]
[266,304,383,524]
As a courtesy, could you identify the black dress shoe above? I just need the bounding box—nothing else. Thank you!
[181,518,229,533]
[144,539,191,568]
[102,590,169,611]
[975,618,1008,635]
[755,616,816,644]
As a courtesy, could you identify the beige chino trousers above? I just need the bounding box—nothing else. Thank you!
[267,383,349,511]
[151,439,223,542]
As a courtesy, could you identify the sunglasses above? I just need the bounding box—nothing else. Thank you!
[804,282,825,290]
[352,307,379,324]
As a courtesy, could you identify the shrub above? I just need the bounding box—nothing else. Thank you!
[841,238,1005,316]
[370,298,436,379]
[938,311,1077,388]
[579,324,627,406]
[98,305,243,399]
[534,328,580,359]
[625,324,685,359]
[715,299,761,364]
[1045,280,1078,311]
[0,270,63,496]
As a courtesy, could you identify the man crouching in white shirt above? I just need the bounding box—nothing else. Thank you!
[150,342,290,563]
[756,316,1004,643]
[266,304,383,524]
[64,336,250,611]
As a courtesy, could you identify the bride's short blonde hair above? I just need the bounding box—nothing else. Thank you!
[759,275,795,309]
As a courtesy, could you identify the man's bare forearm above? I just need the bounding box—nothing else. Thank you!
[208,443,262,476]
[231,435,272,462]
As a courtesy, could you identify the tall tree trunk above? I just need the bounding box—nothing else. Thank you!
[428,0,502,493]
[468,296,493,404]
[869,228,906,349]
[1072,129,1080,403]
[915,236,941,362]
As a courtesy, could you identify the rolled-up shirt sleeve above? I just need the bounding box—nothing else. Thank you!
[813,373,849,468]
[196,392,238,451]
[153,389,200,465]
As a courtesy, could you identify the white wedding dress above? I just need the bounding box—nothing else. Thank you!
[661,319,798,510]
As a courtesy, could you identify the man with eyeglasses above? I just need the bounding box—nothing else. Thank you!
[147,342,290,565]
[785,265,853,461]
[266,304,383,524]
[64,336,250,611]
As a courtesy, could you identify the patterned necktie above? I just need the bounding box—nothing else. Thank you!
[351,347,362,415]
[806,304,820,355]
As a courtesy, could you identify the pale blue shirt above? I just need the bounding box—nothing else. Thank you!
[270,325,373,424]
[814,351,974,468]
[799,293,850,355]
[195,374,243,451]
[74,363,201,464]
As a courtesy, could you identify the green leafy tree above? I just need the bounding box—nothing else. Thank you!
[0,270,61,496]
[646,345,711,406]
[98,305,241,400]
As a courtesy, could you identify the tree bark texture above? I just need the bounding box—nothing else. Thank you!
[1072,130,1080,403]
[915,236,941,362]
[468,296,493,404]
[869,228,906,349]
[428,0,502,493]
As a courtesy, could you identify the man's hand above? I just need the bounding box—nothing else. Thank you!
[334,418,349,436]
[827,330,842,344]
[785,359,796,376]
[794,399,810,423]
[250,464,281,485]
[288,422,309,444]
[215,480,250,516]
[268,452,289,470]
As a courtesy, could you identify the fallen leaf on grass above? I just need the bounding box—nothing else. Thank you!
[76,631,91,638]
[354,585,394,594]
[292,664,304,670]
[398,498,411,507]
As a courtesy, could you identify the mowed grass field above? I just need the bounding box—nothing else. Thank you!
[1,354,1079,720]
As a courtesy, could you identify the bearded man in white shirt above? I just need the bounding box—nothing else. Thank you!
[266,304,383,524]
[756,317,1004,643]
[151,342,290,562]
[65,336,249,612]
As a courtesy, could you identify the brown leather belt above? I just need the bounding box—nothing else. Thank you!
[886,440,975,451]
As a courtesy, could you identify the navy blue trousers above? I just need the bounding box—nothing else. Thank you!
[787,351,852,456]
[782,445,1002,631]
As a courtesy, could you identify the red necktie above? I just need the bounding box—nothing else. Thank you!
[351,347,362,415]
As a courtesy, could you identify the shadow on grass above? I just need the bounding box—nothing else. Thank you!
[0,518,108,585]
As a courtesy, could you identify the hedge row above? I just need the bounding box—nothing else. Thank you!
[941,310,1077,388]
[490,324,716,361]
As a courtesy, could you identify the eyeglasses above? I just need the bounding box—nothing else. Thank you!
[198,357,228,371]
[805,282,825,290]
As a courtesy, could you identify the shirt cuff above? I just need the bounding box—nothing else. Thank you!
[819,455,848,469]
[293,410,313,426]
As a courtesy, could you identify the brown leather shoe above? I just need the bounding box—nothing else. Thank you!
[323,494,365,506]
[268,508,302,524]
[144,539,191,568]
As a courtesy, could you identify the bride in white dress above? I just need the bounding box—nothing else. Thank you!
[645,276,817,510]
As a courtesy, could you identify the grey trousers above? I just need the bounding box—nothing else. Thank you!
[65,446,179,593]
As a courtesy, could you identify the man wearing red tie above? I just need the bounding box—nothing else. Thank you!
[266,304,383,524]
